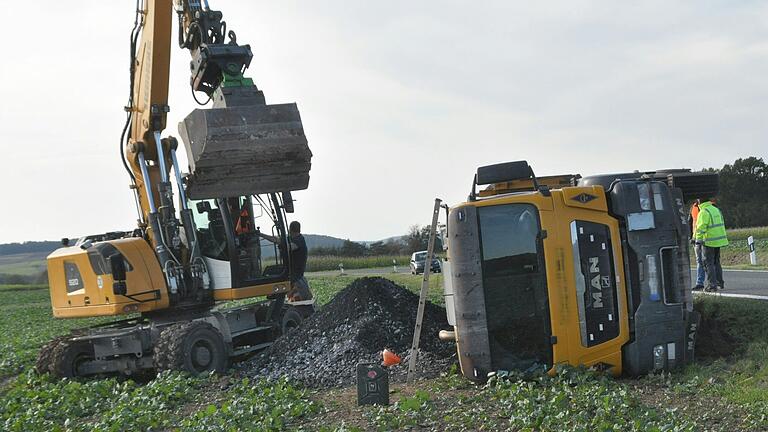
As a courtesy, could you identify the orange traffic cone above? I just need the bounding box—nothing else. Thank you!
[382,349,401,367]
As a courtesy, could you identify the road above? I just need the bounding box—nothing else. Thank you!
[691,268,768,299]
[310,267,767,297]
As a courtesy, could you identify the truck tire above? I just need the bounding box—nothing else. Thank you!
[154,321,228,375]
[50,338,94,378]
[280,307,303,336]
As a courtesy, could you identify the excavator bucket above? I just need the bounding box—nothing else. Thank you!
[179,102,311,200]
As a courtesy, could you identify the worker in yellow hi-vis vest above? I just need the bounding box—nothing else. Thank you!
[694,197,729,292]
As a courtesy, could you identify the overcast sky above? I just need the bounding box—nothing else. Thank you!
[1,1,766,244]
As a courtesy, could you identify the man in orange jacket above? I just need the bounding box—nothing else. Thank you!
[688,199,707,290]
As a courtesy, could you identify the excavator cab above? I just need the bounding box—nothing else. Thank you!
[190,193,292,300]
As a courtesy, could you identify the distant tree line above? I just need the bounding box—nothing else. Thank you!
[310,225,443,257]
[708,157,768,228]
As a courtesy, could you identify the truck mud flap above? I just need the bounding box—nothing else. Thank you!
[179,103,311,199]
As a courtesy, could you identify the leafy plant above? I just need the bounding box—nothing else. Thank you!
[179,377,319,431]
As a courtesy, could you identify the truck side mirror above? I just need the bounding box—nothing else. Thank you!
[282,191,295,213]
[110,254,127,296]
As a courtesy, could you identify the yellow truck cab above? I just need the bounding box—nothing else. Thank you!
[442,161,718,381]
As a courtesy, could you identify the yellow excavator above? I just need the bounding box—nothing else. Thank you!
[441,161,720,381]
[37,0,312,378]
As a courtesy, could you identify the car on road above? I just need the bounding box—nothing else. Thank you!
[410,251,441,274]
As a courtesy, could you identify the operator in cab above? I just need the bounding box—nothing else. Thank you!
[259,221,315,316]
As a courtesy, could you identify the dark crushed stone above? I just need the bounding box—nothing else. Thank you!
[241,277,456,388]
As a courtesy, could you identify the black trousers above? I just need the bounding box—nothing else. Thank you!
[703,246,725,289]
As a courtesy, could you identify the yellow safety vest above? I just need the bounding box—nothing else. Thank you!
[695,202,729,247]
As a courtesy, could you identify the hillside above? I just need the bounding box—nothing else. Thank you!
[303,234,347,250]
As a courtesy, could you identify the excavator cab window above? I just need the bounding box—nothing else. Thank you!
[236,194,288,285]
[193,199,229,261]
[225,196,264,283]
[192,194,287,288]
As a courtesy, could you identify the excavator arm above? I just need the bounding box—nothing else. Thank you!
[39,1,310,378]
[122,0,311,301]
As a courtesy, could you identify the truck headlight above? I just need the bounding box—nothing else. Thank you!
[646,254,661,302]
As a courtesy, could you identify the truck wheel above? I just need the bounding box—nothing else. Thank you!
[280,307,303,336]
[50,339,94,378]
[154,321,228,375]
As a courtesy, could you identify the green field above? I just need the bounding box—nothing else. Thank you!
[0,252,47,276]
[0,253,412,280]
[305,255,411,272]
[2,277,768,431]
[690,226,768,270]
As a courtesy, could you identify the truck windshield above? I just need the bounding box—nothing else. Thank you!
[478,203,552,372]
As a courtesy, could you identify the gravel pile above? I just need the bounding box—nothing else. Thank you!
[244,277,456,388]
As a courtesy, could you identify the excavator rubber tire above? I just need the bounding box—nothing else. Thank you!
[50,338,95,378]
[154,321,228,375]
[35,336,67,375]
[280,306,303,336]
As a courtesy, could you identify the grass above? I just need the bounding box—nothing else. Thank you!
[0,254,415,277]
[1,371,319,431]
[311,366,703,431]
[723,226,768,242]
[307,272,445,306]
[719,237,767,268]
[0,285,112,377]
[689,226,768,269]
[2,276,768,430]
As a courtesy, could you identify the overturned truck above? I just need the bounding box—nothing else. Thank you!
[441,162,718,381]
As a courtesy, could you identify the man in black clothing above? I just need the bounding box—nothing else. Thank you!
[259,220,314,303]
